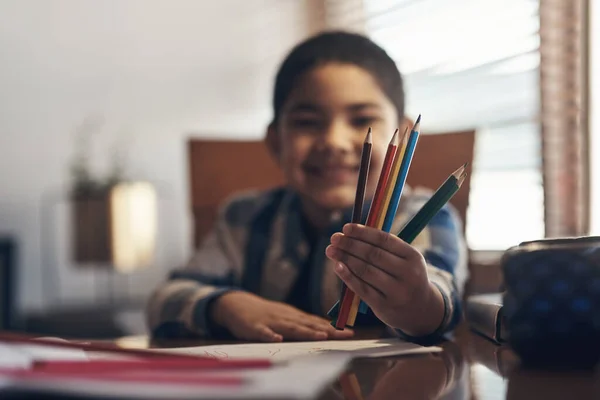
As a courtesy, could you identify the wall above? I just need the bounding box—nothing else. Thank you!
[0,0,313,315]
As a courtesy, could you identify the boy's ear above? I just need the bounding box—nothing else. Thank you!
[265,123,281,163]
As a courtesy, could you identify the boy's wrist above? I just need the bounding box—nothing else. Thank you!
[425,281,448,333]
[208,290,251,329]
[204,289,242,336]
[399,281,446,337]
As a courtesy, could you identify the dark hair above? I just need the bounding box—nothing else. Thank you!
[272,30,405,123]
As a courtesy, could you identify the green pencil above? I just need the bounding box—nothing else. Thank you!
[397,163,467,243]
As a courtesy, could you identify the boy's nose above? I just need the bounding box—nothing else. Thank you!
[320,121,354,153]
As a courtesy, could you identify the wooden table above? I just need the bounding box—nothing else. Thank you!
[112,324,600,400]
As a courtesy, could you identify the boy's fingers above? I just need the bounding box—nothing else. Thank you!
[301,316,338,334]
[310,316,355,338]
[289,314,354,340]
[251,324,283,342]
[341,224,418,260]
[333,262,385,310]
[272,321,328,341]
[326,247,391,297]
[328,235,402,279]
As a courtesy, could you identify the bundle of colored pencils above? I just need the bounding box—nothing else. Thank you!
[328,115,468,329]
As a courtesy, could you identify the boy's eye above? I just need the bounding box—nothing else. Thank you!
[351,116,380,127]
[289,118,322,129]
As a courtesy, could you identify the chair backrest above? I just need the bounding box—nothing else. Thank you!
[188,130,476,247]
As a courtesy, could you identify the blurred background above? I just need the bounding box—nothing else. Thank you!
[0,0,597,345]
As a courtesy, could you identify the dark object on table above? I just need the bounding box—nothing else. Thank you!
[0,237,17,330]
[465,293,507,344]
[20,304,134,339]
[502,236,600,369]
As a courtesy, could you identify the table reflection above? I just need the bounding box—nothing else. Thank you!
[321,340,467,400]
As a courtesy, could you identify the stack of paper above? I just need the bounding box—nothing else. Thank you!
[0,354,350,400]
[0,337,440,399]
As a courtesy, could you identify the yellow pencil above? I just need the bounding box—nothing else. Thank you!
[347,296,360,326]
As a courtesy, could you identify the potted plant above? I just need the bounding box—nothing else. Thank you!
[69,118,125,266]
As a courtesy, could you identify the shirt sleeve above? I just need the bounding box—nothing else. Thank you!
[393,194,468,343]
[145,196,253,339]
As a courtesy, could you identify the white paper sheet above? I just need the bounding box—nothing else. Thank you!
[158,338,441,362]
[0,343,32,369]
[0,339,88,369]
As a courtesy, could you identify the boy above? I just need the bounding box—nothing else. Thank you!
[146,31,467,342]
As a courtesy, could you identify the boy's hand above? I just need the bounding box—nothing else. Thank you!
[210,291,354,342]
[325,223,445,336]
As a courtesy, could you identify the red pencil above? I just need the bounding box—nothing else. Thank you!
[0,332,273,365]
[365,128,399,226]
[33,358,271,373]
[0,332,190,360]
[335,129,399,329]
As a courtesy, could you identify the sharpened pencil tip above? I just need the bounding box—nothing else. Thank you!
[412,114,421,132]
[389,128,399,144]
[452,162,468,178]
[457,172,468,186]
[365,127,372,143]
[401,126,409,141]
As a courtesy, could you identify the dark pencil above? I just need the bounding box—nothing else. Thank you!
[334,128,372,327]
[352,128,373,224]
[397,163,468,243]
[398,164,466,241]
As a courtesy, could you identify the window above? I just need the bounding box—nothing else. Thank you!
[362,0,544,249]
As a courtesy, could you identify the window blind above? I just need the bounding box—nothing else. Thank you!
[591,0,600,236]
[539,0,590,237]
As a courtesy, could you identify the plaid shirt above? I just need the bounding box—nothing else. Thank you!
[146,185,468,341]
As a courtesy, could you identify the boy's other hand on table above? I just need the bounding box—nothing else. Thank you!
[210,291,354,342]
[325,223,445,337]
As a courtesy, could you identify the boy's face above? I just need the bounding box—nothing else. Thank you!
[268,63,403,212]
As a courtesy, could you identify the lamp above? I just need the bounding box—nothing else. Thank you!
[109,182,157,272]
[71,181,157,272]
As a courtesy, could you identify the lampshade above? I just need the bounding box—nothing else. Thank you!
[109,182,157,273]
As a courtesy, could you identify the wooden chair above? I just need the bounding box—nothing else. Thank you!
[188,130,476,247]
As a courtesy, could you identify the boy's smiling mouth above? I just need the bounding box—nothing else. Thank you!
[303,163,359,184]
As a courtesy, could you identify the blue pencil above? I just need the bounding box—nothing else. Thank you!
[381,115,421,232]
